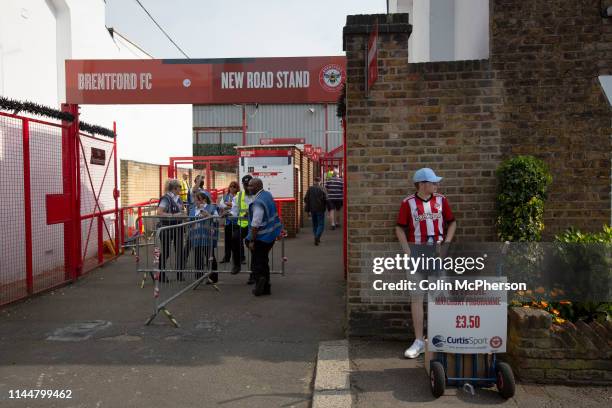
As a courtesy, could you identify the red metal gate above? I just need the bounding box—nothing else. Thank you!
[0,104,119,306]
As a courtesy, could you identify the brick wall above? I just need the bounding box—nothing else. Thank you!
[344,3,611,338]
[491,0,612,236]
[120,160,163,207]
[121,160,223,207]
[506,308,612,384]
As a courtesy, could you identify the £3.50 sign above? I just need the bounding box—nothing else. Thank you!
[427,276,507,353]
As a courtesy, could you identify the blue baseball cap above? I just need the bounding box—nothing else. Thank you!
[413,168,442,183]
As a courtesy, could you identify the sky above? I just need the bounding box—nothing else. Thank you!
[102,0,386,165]
[106,0,387,59]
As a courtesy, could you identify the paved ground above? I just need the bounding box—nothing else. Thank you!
[350,340,612,408]
[0,224,345,408]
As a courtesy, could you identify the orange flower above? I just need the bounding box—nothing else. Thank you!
[535,287,546,294]
[559,300,571,305]
[551,309,560,316]
[554,317,566,324]
[540,301,549,308]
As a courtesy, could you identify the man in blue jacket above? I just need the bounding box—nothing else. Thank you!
[246,178,283,296]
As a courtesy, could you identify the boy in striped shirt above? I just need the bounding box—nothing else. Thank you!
[395,168,457,358]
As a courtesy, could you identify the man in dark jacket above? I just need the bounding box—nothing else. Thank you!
[304,177,328,245]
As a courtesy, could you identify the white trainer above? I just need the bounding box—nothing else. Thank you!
[404,338,425,359]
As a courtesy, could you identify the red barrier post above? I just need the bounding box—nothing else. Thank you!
[113,122,119,255]
[62,103,82,282]
[138,207,143,234]
[97,215,104,264]
[119,208,125,252]
[22,119,33,295]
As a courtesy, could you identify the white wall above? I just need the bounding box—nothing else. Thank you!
[0,0,192,166]
[391,0,489,62]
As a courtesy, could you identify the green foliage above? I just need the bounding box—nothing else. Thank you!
[555,225,612,244]
[496,155,552,241]
[552,225,612,324]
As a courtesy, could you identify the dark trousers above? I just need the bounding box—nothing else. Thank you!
[231,225,249,267]
[222,224,233,261]
[311,211,325,239]
[194,244,217,279]
[251,240,275,283]
[159,227,185,281]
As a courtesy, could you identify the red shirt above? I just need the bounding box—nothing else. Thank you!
[396,193,455,243]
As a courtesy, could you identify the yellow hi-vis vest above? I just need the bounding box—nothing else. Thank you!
[179,179,189,202]
[236,191,249,228]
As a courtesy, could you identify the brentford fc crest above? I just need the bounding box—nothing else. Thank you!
[319,64,344,92]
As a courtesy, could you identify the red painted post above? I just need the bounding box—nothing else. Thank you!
[138,207,143,234]
[206,163,211,191]
[119,208,125,252]
[275,200,283,221]
[61,103,82,282]
[74,105,83,278]
[113,122,120,255]
[22,119,33,295]
[97,215,104,264]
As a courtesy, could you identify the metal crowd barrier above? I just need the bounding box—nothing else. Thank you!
[140,216,219,327]
[136,214,286,327]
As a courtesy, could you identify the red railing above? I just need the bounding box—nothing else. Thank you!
[0,106,122,306]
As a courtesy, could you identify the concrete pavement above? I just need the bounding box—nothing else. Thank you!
[0,225,346,408]
[350,340,612,408]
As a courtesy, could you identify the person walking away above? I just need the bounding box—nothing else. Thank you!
[230,175,255,280]
[218,181,239,264]
[304,176,327,245]
[190,191,219,283]
[157,179,185,282]
[325,168,344,230]
[246,178,283,296]
[180,173,191,206]
[188,175,203,213]
[395,168,456,358]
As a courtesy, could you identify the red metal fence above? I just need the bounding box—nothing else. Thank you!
[0,105,121,306]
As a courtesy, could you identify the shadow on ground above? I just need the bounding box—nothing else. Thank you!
[0,225,345,408]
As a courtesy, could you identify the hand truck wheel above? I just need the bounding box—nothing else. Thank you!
[495,361,516,399]
[430,361,446,398]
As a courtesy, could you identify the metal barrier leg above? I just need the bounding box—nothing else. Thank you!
[281,237,286,276]
[161,307,180,328]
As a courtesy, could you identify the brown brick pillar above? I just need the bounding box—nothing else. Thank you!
[343,14,413,337]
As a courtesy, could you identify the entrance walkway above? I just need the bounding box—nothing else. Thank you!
[0,226,345,408]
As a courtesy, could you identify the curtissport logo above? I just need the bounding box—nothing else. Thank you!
[319,64,344,92]
[490,336,503,348]
[443,336,489,346]
[432,335,445,348]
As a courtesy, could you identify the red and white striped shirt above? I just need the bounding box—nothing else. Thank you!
[396,193,455,243]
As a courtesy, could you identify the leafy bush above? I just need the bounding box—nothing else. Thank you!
[496,156,552,241]
[513,226,612,324]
